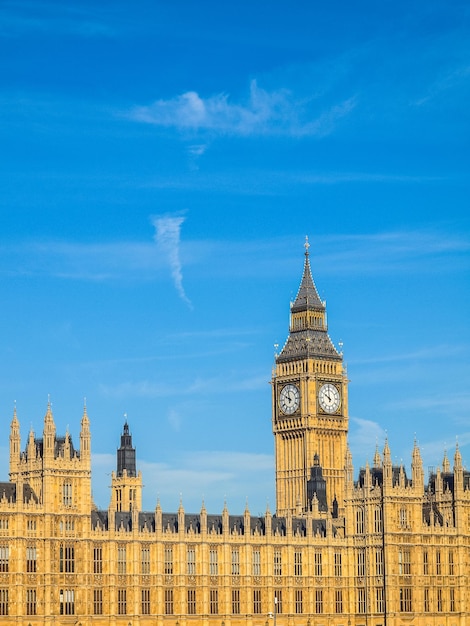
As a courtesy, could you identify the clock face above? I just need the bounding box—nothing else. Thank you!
[318,383,341,414]
[279,384,300,415]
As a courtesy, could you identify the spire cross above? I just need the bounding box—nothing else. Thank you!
[304,235,310,256]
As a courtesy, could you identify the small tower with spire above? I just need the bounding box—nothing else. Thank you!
[109,420,143,514]
[411,438,424,491]
[43,398,56,461]
[9,405,21,478]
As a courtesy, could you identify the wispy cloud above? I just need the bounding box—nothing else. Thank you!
[0,216,195,297]
[0,240,164,281]
[129,80,356,138]
[349,417,387,465]
[316,229,470,277]
[99,371,267,399]
[413,64,470,107]
[0,2,116,38]
[167,409,181,432]
[353,344,466,366]
[0,228,467,285]
[151,213,192,307]
[387,391,470,414]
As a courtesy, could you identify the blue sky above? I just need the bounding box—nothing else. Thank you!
[0,1,469,514]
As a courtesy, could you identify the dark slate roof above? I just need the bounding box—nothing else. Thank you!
[88,509,332,537]
[33,438,44,458]
[162,513,178,533]
[139,512,155,532]
[55,436,77,459]
[291,250,324,313]
[423,502,444,526]
[23,483,39,504]
[271,516,286,535]
[250,516,265,535]
[91,510,108,530]
[23,435,78,461]
[184,514,201,533]
[277,329,341,363]
[277,246,341,363]
[312,519,328,536]
[357,466,411,488]
[272,516,328,537]
[0,482,16,502]
[391,466,411,487]
[292,517,307,536]
[207,515,223,534]
[0,481,40,505]
[464,471,470,490]
[428,472,455,495]
[115,512,132,531]
[357,467,384,487]
[229,515,244,534]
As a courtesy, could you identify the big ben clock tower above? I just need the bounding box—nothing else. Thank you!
[272,237,349,516]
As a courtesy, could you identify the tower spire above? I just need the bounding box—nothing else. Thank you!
[117,420,136,477]
[290,235,324,314]
[277,238,340,363]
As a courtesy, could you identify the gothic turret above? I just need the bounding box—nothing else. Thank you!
[117,420,136,477]
[9,405,20,476]
[43,399,56,459]
[110,420,142,516]
[412,438,424,489]
[80,401,91,463]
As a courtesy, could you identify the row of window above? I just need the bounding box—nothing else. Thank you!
[0,518,75,534]
[0,589,75,616]
[117,546,336,577]
[355,506,415,534]
[0,585,458,617]
[355,507,383,534]
[0,544,457,578]
[0,588,329,617]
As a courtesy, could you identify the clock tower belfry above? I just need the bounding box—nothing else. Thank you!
[272,238,349,516]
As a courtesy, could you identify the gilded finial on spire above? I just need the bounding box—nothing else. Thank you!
[304,235,310,256]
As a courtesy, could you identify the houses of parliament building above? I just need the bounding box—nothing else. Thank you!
[1,241,469,625]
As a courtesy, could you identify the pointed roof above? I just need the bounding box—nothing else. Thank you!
[44,396,55,424]
[373,444,382,468]
[383,438,391,462]
[277,237,341,363]
[290,236,324,313]
[81,398,90,426]
[454,441,462,468]
[117,419,136,477]
[10,403,19,430]
[442,450,450,473]
[412,437,422,465]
